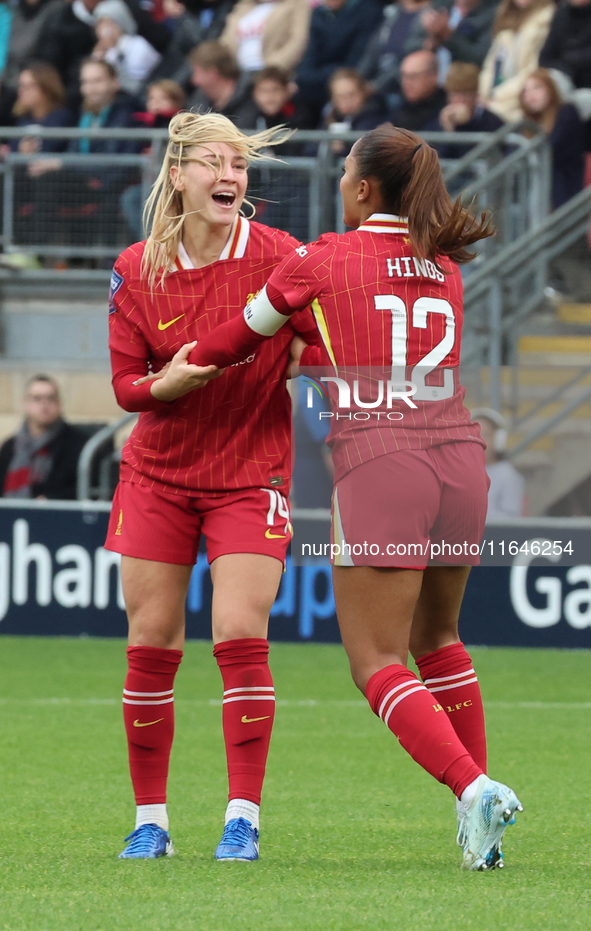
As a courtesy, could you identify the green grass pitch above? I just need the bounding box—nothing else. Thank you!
[0,637,589,931]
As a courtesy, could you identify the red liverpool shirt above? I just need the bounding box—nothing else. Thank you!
[109,216,318,495]
[190,214,485,483]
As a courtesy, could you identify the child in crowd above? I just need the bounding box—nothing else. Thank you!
[250,66,314,133]
[92,0,162,96]
[123,80,186,239]
[247,68,314,242]
[134,79,186,128]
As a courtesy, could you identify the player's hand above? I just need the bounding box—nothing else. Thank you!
[287,334,308,377]
[138,342,222,401]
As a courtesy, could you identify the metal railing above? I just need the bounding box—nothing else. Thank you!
[463,185,591,399]
[77,413,136,500]
[0,124,550,263]
[461,185,591,456]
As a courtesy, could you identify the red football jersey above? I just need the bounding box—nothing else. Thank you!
[109,217,319,495]
[190,213,484,484]
[258,214,484,481]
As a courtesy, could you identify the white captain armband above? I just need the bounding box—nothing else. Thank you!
[243,285,290,336]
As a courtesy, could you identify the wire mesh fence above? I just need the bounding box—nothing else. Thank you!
[0,126,550,263]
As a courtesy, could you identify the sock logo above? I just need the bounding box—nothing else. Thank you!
[445,700,474,713]
[133,718,165,728]
[241,714,271,724]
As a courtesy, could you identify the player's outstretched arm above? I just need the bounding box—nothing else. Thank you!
[189,285,294,368]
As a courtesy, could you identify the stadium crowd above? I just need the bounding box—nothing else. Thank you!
[1,0,590,511]
[0,0,589,219]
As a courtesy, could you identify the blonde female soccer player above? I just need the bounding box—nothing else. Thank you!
[105,112,318,861]
[190,124,524,871]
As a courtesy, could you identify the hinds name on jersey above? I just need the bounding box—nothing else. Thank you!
[386,256,445,283]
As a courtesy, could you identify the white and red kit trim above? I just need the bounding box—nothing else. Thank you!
[122,688,175,706]
[422,669,479,694]
[222,686,275,705]
[378,679,432,727]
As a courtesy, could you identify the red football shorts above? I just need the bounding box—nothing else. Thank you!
[331,442,488,568]
[105,480,292,566]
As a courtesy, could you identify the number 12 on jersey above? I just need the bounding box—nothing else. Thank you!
[374,295,456,401]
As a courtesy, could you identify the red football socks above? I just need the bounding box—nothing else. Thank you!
[416,642,487,772]
[214,638,275,805]
[365,664,483,798]
[122,645,182,805]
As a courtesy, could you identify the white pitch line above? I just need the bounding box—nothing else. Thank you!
[486,701,591,710]
[0,698,589,709]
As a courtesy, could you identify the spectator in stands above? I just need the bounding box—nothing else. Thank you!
[220,0,311,74]
[295,0,384,120]
[11,63,73,153]
[135,79,186,128]
[91,0,162,95]
[472,408,525,519]
[35,0,169,108]
[9,64,74,244]
[407,0,499,74]
[321,68,389,153]
[2,0,63,90]
[539,0,591,92]
[151,0,236,86]
[244,66,314,240]
[357,0,432,107]
[0,1,12,76]
[479,0,554,124]
[121,79,186,238]
[187,40,258,126]
[520,67,585,208]
[30,59,140,170]
[390,49,446,129]
[0,374,87,500]
[426,61,503,157]
[248,65,314,132]
[28,59,142,246]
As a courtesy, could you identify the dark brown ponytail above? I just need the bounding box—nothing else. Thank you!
[353,124,494,267]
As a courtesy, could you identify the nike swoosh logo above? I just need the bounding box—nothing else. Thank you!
[133,718,164,728]
[157,315,185,330]
[265,529,287,539]
[241,715,271,724]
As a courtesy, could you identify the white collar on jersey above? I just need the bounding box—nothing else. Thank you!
[175,215,251,269]
[357,213,409,234]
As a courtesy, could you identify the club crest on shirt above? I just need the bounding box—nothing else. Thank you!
[109,269,124,313]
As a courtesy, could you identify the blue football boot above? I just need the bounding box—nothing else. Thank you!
[214,817,259,861]
[460,775,523,871]
[118,823,174,859]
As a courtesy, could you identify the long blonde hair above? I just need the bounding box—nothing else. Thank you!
[142,111,291,286]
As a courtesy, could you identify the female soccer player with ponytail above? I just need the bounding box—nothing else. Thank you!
[105,112,319,861]
[191,124,524,871]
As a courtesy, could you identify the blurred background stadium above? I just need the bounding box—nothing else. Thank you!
[2,0,591,645]
[0,3,590,923]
